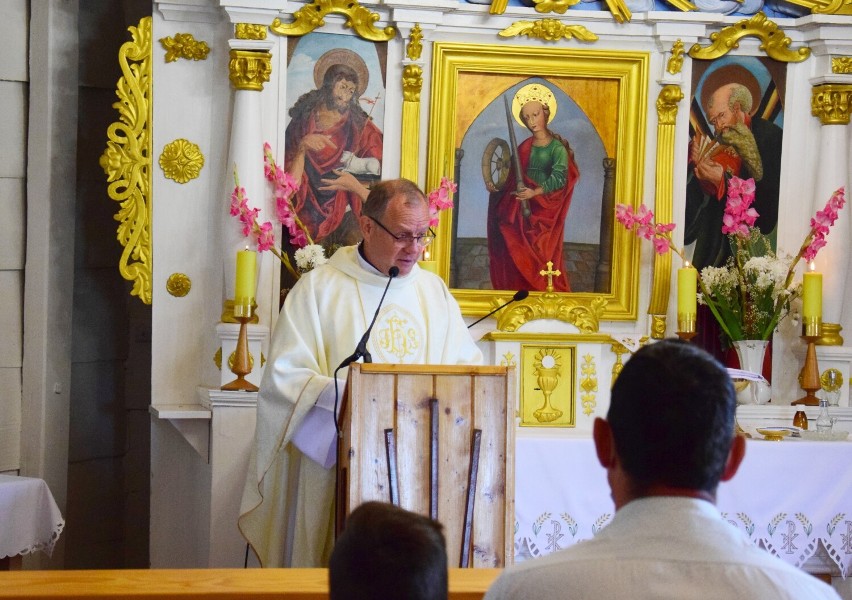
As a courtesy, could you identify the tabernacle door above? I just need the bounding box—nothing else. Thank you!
[337,363,516,568]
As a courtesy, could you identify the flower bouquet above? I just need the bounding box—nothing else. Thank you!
[616,176,846,344]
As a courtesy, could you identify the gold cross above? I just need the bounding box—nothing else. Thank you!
[539,261,561,293]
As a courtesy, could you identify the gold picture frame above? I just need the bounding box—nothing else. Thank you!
[425,42,648,321]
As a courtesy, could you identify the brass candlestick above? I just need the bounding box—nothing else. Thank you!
[222,301,259,392]
[792,318,821,406]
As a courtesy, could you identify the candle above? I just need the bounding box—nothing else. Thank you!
[802,263,822,320]
[677,263,697,318]
[235,248,257,305]
[418,249,439,274]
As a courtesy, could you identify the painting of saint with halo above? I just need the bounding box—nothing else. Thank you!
[453,76,610,294]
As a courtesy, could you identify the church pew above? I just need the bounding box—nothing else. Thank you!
[0,567,501,599]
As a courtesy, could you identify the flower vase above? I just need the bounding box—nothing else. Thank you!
[732,340,771,405]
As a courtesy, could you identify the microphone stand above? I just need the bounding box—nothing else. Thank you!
[468,290,529,329]
[332,265,398,536]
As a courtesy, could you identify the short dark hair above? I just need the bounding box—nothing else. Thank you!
[360,178,427,221]
[329,501,448,600]
[607,339,736,494]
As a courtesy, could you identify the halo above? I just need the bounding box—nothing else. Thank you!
[511,83,558,128]
[699,64,763,118]
[313,48,370,97]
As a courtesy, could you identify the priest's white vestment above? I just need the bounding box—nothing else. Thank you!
[238,245,483,567]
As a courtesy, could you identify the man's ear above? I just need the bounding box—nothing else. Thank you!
[720,433,746,482]
[593,418,615,469]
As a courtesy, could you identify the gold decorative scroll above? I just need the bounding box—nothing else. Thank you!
[496,293,608,333]
[688,13,810,63]
[235,23,267,40]
[832,57,852,74]
[667,39,684,75]
[650,314,667,339]
[228,49,272,91]
[609,340,628,387]
[406,24,423,61]
[269,0,395,41]
[159,33,210,62]
[99,17,152,305]
[159,139,205,183]
[811,83,852,125]
[529,0,583,13]
[498,19,598,43]
[784,0,852,14]
[647,84,683,335]
[400,64,422,183]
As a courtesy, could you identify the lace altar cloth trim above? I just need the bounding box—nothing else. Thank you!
[513,435,852,577]
[0,474,65,559]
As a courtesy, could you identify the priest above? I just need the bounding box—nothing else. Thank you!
[238,178,483,567]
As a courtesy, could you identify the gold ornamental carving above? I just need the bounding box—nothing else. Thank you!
[269,0,396,42]
[99,17,152,305]
[667,40,684,75]
[688,13,810,63]
[496,293,608,333]
[656,84,683,125]
[610,341,629,387]
[832,57,852,74]
[811,84,852,125]
[402,64,422,103]
[579,354,598,416]
[784,0,852,14]
[650,314,667,339]
[159,33,210,62]
[159,139,204,183]
[166,273,191,297]
[235,23,267,40]
[228,49,272,91]
[498,19,598,43]
[499,352,517,367]
[532,348,564,422]
[406,24,423,61]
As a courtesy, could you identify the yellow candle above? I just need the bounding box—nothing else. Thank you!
[235,248,256,304]
[802,266,822,320]
[677,264,697,318]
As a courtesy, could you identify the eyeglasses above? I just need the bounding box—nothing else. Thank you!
[369,216,435,247]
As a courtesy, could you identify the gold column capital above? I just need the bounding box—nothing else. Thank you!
[811,83,852,125]
[402,64,423,102]
[656,84,684,125]
[228,49,272,91]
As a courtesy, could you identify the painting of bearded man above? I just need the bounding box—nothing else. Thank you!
[685,59,784,270]
[285,45,384,249]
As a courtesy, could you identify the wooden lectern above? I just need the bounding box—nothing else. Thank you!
[336,363,516,568]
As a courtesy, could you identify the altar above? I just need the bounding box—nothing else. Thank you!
[514,433,852,578]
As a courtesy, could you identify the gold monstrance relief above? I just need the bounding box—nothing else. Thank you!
[521,344,576,427]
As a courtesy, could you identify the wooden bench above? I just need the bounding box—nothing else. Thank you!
[0,568,501,599]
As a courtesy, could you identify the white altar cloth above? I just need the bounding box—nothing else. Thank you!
[514,434,852,577]
[0,475,65,559]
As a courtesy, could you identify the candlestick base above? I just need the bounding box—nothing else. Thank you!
[676,331,697,342]
[221,314,259,393]
[792,333,820,406]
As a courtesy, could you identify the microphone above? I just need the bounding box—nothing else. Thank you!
[467,290,529,328]
[338,266,399,368]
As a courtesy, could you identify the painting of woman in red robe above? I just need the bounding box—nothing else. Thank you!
[487,83,580,292]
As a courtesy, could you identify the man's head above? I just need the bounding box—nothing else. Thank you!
[593,339,745,508]
[321,63,360,113]
[329,501,448,600]
[359,179,432,277]
[706,83,763,180]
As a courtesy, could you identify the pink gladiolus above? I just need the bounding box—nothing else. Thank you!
[802,236,826,262]
[653,237,670,255]
[257,221,275,252]
[615,204,635,228]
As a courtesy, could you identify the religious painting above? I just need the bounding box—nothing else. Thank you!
[427,43,648,320]
[519,344,576,427]
[282,32,387,285]
[685,56,785,271]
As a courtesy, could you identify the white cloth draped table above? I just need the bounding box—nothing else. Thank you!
[514,434,852,577]
[0,474,65,559]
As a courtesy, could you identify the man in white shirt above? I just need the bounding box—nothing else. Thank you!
[486,339,840,600]
[238,179,483,568]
